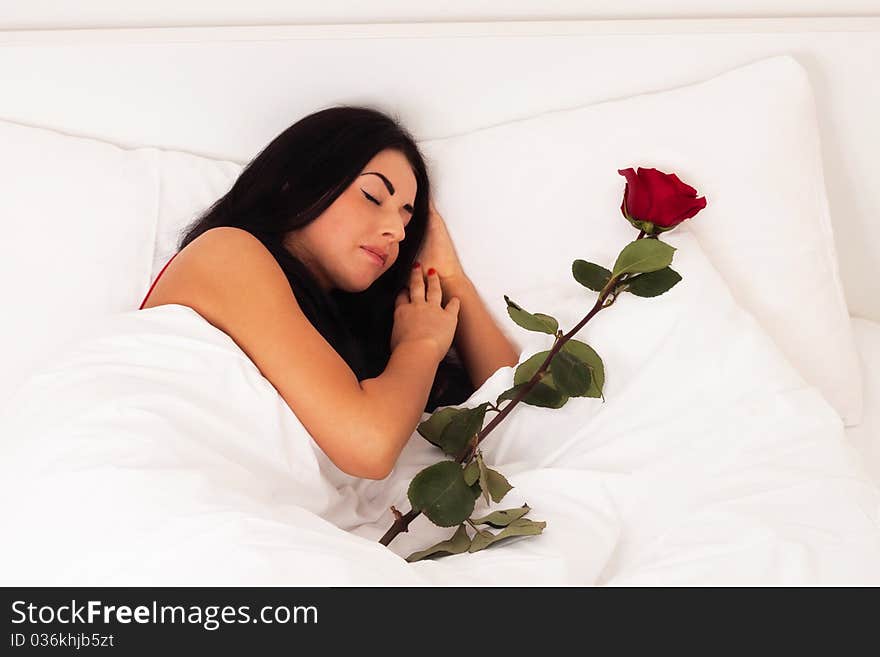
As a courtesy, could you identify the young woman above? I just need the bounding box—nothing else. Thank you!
[138,106,520,480]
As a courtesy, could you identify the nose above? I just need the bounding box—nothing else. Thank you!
[379,210,407,242]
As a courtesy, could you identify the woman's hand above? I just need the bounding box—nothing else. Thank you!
[390,263,461,363]
[416,198,468,294]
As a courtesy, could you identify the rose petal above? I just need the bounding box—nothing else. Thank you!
[668,172,699,197]
[619,167,651,219]
[673,196,708,224]
[639,168,681,222]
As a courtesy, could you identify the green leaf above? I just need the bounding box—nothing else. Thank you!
[504,295,559,335]
[416,407,458,445]
[559,339,604,399]
[622,266,682,297]
[463,460,480,486]
[495,384,519,406]
[418,404,490,457]
[405,524,472,562]
[611,239,676,279]
[486,468,513,503]
[502,350,566,407]
[572,259,612,292]
[468,518,546,553]
[476,451,491,507]
[438,402,490,457]
[496,381,568,409]
[549,349,592,397]
[407,461,477,528]
[514,350,552,386]
[471,504,531,528]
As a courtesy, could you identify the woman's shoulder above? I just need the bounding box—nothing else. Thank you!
[141,227,291,311]
[187,226,271,263]
[180,227,287,278]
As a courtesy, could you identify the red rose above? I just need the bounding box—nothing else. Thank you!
[618,167,707,234]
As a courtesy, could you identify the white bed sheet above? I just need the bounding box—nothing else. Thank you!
[846,317,880,487]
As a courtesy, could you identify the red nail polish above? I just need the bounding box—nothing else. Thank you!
[412,261,420,269]
[427,268,436,276]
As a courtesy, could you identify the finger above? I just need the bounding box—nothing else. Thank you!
[425,268,442,305]
[410,262,425,302]
[394,287,409,309]
[444,296,461,316]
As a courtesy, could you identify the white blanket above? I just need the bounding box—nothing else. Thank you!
[1,232,878,585]
[0,303,619,586]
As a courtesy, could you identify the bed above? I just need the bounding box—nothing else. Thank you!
[848,318,880,487]
[0,16,878,586]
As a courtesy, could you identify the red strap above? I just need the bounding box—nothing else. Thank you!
[138,252,179,310]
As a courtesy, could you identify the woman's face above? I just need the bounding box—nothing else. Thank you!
[283,148,417,293]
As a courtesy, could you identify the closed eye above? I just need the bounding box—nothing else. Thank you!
[362,188,409,236]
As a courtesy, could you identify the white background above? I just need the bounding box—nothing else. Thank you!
[1,1,879,29]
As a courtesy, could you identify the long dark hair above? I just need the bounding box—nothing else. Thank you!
[178,105,474,413]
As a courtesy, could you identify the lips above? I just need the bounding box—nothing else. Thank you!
[360,246,386,266]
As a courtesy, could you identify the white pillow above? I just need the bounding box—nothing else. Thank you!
[0,120,157,411]
[417,54,862,427]
[148,148,240,280]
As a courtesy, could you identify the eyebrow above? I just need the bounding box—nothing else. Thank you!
[360,171,414,214]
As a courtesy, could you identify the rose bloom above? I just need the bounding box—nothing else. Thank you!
[618,167,707,233]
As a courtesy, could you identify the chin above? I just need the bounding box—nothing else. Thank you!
[337,262,387,293]
[337,277,373,294]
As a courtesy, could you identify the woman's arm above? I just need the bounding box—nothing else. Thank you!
[440,272,521,390]
[174,227,444,481]
[415,198,520,390]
